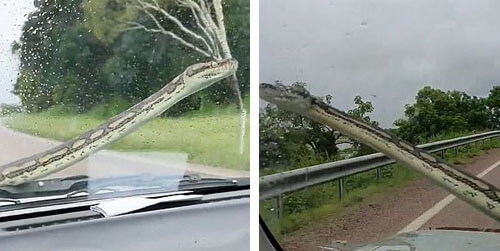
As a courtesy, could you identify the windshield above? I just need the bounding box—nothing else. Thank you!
[260,0,500,250]
[0,0,249,205]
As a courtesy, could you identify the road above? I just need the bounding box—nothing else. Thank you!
[0,125,249,181]
[282,148,500,251]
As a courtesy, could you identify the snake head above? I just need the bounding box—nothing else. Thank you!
[184,58,238,90]
[260,83,314,113]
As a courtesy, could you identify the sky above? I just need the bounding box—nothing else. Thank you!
[260,0,500,128]
[0,0,35,104]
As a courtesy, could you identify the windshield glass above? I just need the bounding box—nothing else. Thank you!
[0,0,249,204]
[260,0,500,250]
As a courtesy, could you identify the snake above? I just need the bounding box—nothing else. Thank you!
[260,83,500,222]
[0,58,238,186]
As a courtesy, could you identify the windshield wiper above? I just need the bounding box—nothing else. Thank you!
[0,174,247,207]
[91,194,204,217]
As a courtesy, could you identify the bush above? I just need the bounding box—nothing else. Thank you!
[88,97,131,119]
[0,104,23,116]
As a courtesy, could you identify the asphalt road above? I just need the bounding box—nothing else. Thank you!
[0,125,249,181]
[417,151,500,231]
[283,148,500,250]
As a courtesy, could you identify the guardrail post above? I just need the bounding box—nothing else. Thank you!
[338,178,345,200]
[376,167,382,180]
[440,150,445,159]
[466,144,470,154]
[275,195,283,220]
[455,147,459,156]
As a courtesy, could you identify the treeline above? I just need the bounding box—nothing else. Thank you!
[395,86,500,143]
[12,0,249,115]
[260,84,500,170]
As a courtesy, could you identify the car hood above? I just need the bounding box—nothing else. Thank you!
[322,230,500,251]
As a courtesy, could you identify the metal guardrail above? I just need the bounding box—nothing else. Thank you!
[260,130,500,203]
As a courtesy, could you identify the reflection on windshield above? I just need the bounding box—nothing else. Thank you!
[0,0,249,204]
[260,0,500,250]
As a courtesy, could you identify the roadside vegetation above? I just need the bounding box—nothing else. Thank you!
[3,98,250,170]
[259,83,500,240]
[3,0,249,171]
[262,133,500,241]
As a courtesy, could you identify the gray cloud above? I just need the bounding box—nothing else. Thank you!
[0,1,35,104]
[260,0,500,127]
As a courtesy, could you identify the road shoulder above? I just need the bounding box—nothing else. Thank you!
[282,148,500,250]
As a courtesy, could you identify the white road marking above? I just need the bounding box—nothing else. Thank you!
[477,160,500,178]
[398,159,500,233]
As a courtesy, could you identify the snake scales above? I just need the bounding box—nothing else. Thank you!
[0,58,237,186]
[260,83,500,222]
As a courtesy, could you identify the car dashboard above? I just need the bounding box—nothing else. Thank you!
[0,188,249,251]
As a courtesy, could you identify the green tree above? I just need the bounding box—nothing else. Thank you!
[14,0,249,115]
[394,86,492,143]
[52,74,81,107]
[13,71,48,113]
[487,86,500,129]
[14,0,108,112]
[83,0,138,44]
[347,95,379,156]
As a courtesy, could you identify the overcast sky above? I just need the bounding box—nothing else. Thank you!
[260,0,500,128]
[0,0,35,105]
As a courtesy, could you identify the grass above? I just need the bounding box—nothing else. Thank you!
[2,99,250,171]
[260,165,419,241]
[261,135,500,242]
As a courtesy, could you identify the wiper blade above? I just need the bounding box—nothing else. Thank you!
[0,174,243,206]
[434,227,500,233]
[91,194,204,217]
[0,198,20,207]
